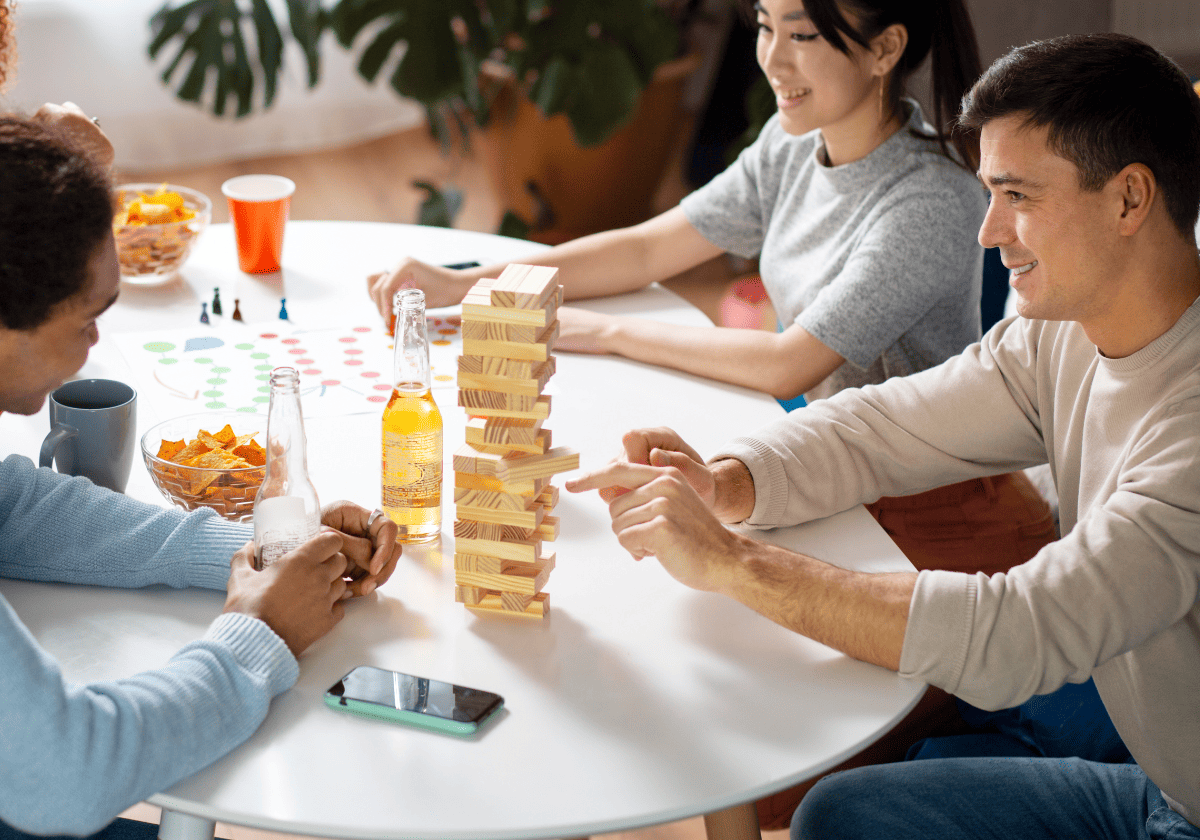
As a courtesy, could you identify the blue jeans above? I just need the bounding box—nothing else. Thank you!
[793,757,1200,840]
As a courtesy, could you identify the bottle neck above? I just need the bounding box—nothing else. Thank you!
[264,371,311,484]
[392,301,431,391]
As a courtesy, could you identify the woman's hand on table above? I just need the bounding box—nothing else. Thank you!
[555,306,619,354]
[320,501,401,596]
[33,102,114,171]
[367,256,474,317]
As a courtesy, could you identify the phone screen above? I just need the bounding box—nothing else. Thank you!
[327,666,503,723]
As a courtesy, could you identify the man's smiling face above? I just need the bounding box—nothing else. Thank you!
[977,115,1127,326]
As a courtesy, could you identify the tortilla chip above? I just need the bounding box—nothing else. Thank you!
[212,424,237,447]
[156,438,186,461]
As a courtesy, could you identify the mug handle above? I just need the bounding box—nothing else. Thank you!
[40,424,77,471]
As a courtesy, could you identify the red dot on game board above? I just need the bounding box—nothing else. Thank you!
[361,371,380,378]
[303,369,321,376]
[353,326,371,333]
[338,337,357,343]
[367,395,388,403]
[259,333,278,339]
[447,316,461,326]
[288,348,306,355]
[321,379,340,386]
[344,348,363,355]
[281,338,300,345]
[345,359,364,366]
[297,358,314,365]
[373,383,392,391]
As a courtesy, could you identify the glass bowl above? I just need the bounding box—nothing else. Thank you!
[141,412,266,522]
[113,183,211,283]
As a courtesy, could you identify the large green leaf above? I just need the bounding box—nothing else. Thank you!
[565,40,644,146]
[285,0,325,86]
[413,180,463,228]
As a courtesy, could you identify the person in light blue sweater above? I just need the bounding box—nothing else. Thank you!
[0,116,401,840]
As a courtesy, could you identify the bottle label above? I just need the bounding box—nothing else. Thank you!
[382,432,440,505]
[255,497,319,567]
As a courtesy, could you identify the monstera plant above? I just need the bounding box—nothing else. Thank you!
[149,0,685,148]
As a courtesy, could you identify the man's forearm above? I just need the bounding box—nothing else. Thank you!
[717,531,914,671]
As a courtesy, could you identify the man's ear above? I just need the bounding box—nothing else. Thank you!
[1114,163,1156,237]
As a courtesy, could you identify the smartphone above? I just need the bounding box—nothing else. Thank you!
[441,261,481,270]
[324,666,504,736]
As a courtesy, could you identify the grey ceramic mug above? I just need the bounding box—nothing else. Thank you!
[39,379,137,493]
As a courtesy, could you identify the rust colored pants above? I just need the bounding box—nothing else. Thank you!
[755,471,1058,831]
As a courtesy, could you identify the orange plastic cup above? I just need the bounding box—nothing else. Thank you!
[221,175,295,273]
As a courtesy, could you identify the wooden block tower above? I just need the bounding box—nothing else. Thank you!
[453,264,580,617]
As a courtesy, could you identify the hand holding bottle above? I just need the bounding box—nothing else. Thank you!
[223,533,349,656]
[321,501,402,596]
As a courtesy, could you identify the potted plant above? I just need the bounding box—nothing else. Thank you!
[148,0,706,241]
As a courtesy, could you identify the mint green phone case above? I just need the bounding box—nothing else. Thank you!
[324,690,502,736]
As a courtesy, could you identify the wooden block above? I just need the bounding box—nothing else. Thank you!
[495,447,580,482]
[462,280,559,327]
[459,394,551,420]
[456,534,541,564]
[457,359,555,398]
[467,429,551,457]
[458,355,542,379]
[461,319,546,344]
[453,486,534,511]
[454,470,545,498]
[459,388,544,414]
[462,320,558,362]
[454,520,535,543]
[468,591,550,618]
[456,500,545,530]
[501,591,536,612]
[454,585,486,605]
[536,515,559,542]
[453,443,504,476]
[465,415,545,447]
[454,554,554,596]
[536,484,559,508]
[489,264,559,309]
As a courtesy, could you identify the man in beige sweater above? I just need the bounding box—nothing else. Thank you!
[568,33,1200,840]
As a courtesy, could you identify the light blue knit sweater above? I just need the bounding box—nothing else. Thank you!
[0,455,299,835]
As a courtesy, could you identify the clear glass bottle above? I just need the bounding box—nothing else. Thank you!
[253,367,321,569]
[381,289,443,543]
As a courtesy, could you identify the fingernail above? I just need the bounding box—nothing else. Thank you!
[362,580,376,596]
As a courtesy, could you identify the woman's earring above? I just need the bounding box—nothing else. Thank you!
[878,77,885,124]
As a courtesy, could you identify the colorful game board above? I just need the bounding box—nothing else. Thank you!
[115,314,463,420]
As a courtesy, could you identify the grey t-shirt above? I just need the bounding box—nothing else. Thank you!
[681,101,986,401]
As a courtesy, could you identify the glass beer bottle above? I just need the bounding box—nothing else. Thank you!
[382,289,443,543]
[253,366,321,569]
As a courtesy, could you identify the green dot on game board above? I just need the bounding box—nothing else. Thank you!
[257,385,270,393]
[253,395,270,403]
[255,364,273,371]
[236,407,258,413]
[193,357,212,364]
[256,374,270,381]
[143,341,174,353]
[212,366,231,374]
[235,343,254,350]
[207,378,227,385]
[205,401,227,409]
[158,358,178,365]
[250,353,269,360]
[203,390,223,398]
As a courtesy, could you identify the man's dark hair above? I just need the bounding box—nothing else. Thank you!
[0,116,114,330]
[959,33,1200,240]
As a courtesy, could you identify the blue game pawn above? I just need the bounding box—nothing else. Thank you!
[200,302,209,324]
[279,298,289,320]
[211,287,222,316]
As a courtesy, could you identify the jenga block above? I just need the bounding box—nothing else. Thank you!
[456,500,545,530]
[536,515,560,542]
[536,484,559,508]
[489,264,559,309]
[454,471,545,498]
[501,591,536,612]
[454,519,536,543]
[462,320,558,361]
[454,585,486,605]
[454,550,554,575]
[462,279,559,327]
[458,355,542,379]
[466,415,544,446]
[461,394,552,421]
[454,554,554,596]
[459,388,545,415]
[468,591,550,618]
[461,319,546,344]
[495,447,580,482]
[457,358,555,397]
[467,430,551,457]
[453,486,534,511]
[456,534,541,564]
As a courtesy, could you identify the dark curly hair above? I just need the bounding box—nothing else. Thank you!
[0,116,114,330]
[960,33,1200,241]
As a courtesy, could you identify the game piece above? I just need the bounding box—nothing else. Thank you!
[231,299,243,322]
[211,288,223,315]
[278,298,289,320]
[199,302,209,324]
[453,264,578,618]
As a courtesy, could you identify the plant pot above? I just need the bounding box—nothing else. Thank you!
[477,54,701,244]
